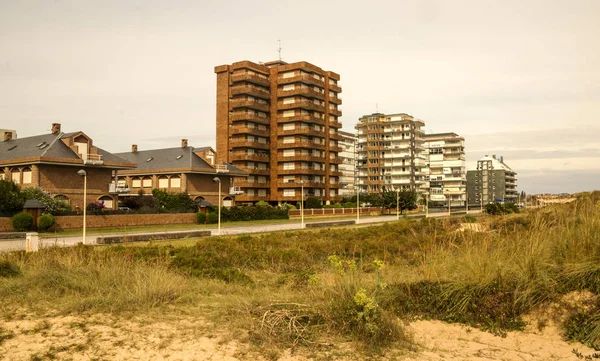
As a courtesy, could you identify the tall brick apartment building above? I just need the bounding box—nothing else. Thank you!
[214,60,343,205]
[0,123,136,210]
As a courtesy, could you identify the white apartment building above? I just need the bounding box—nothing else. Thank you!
[422,133,466,207]
[355,113,426,194]
[338,130,356,196]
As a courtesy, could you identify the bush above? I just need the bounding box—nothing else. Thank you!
[152,189,196,213]
[305,197,322,209]
[37,213,55,231]
[485,202,520,215]
[464,214,477,223]
[207,212,218,224]
[196,212,207,224]
[218,206,289,222]
[12,212,34,231]
[255,200,270,207]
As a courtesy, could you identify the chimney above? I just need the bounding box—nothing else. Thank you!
[132,144,138,153]
[3,132,12,142]
[181,139,188,148]
[492,154,496,159]
[51,123,61,134]
[500,156,504,163]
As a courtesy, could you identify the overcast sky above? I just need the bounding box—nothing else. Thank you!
[1,0,598,194]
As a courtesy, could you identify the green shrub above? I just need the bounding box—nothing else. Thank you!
[255,200,270,207]
[37,213,55,231]
[12,212,34,231]
[207,212,218,224]
[0,260,21,278]
[196,212,206,224]
[343,202,356,208]
[305,197,322,209]
[464,214,477,223]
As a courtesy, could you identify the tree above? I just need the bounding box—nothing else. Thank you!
[380,188,418,214]
[0,180,24,216]
[305,197,322,209]
[21,187,71,215]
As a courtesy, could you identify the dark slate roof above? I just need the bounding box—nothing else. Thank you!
[0,131,134,168]
[23,199,46,209]
[114,147,247,175]
[198,200,214,207]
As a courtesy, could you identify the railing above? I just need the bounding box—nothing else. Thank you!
[215,165,229,173]
[83,153,104,165]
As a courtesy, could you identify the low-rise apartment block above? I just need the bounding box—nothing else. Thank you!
[215,59,343,205]
[356,113,426,193]
[422,133,466,207]
[466,155,518,205]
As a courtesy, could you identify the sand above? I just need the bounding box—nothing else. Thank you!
[1,311,596,361]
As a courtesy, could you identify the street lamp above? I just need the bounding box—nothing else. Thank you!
[356,185,360,224]
[213,177,221,235]
[297,180,304,229]
[396,188,400,220]
[77,169,87,245]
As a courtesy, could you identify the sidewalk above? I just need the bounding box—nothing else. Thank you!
[1,210,481,253]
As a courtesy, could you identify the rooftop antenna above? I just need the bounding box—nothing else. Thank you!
[277,39,282,61]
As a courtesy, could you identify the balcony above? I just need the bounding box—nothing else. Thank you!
[214,164,229,173]
[230,153,270,162]
[278,100,325,112]
[329,120,343,128]
[329,170,343,177]
[329,157,343,164]
[231,73,270,87]
[242,167,271,175]
[236,181,270,188]
[328,83,342,93]
[278,74,325,86]
[229,99,270,113]
[277,114,324,124]
[231,126,270,137]
[235,194,270,202]
[281,155,325,162]
[277,87,324,100]
[229,186,244,195]
[108,183,130,194]
[278,127,324,137]
[329,96,342,105]
[83,153,104,165]
[230,139,270,150]
[328,183,343,188]
[278,169,326,176]
[230,112,270,125]
[328,108,342,117]
[277,181,324,188]
[277,141,325,149]
[329,145,342,152]
[231,84,270,99]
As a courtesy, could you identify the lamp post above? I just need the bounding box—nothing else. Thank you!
[297,180,304,229]
[77,169,87,245]
[213,177,221,235]
[425,192,429,218]
[356,185,360,224]
[396,188,400,220]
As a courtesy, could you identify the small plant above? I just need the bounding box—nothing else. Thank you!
[37,213,55,231]
[464,214,477,223]
[0,326,15,345]
[11,212,34,231]
[196,212,206,224]
[0,260,21,278]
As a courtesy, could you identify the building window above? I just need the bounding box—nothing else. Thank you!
[98,195,114,209]
[282,84,295,91]
[10,168,20,184]
[283,123,294,131]
[283,149,295,157]
[158,177,169,188]
[283,162,295,170]
[284,189,295,197]
[142,177,152,188]
[170,176,181,188]
[0,173,5,180]
[283,110,295,118]
[132,179,142,188]
[283,97,295,105]
[22,167,32,184]
[258,189,267,197]
[283,136,295,144]
[54,195,70,207]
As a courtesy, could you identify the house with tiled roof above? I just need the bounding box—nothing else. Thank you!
[114,139,248,207]
[0,123,136,210]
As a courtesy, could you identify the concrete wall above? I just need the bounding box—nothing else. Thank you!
[52,213,198,230]
[289,207,383,218]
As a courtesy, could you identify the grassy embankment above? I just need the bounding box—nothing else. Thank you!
[1,192,600,357]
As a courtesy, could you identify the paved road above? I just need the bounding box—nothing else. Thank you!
[0,210,481,253]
